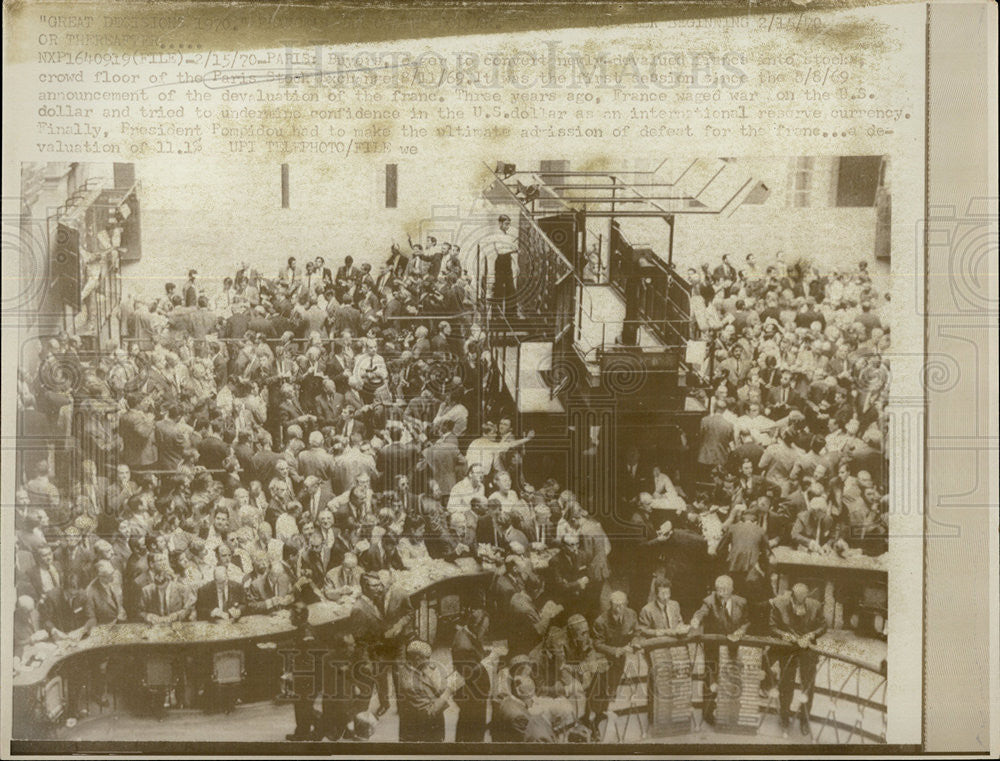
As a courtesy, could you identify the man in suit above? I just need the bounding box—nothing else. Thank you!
[618,447,649,513]
[347,572,406,718]
[196,420,229,471]
[589,591,638,731]
[451,608,493,742]
[423,420,466,497]
[119,394,159,471]
[547,532,591,620]
[132,301,160,351]
[313,379,344,426]
[790,496,842,551]
[690,575,751,725]
[376,425,420,491]
[714,504,771,627]
[697,400,734,479]
[335,256,358,292]
[196,566,246,621]
[396,640,454,742]
[83,559,126,631]
[767,370,804,419]
[139,567,194,624]
[769,584,828,734]
[298,432,336,485]
[637,577,688,638]
[155,405,190,471]
[26,544,63,602]
[297,476,335,526]
[337,404,368,441]
[358,526,406,573]
[247,560,295,614]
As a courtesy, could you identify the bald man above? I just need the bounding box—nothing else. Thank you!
[396,640,453,742]
[769,584,827,734]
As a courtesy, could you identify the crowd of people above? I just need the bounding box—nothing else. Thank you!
[13,230,890,741]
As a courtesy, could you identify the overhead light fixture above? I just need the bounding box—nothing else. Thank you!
[495,161,516,179]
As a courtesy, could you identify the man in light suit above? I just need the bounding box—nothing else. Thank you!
[637,577,688,639]
[139,568,194,624]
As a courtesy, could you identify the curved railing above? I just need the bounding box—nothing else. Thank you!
[604,634,886,744]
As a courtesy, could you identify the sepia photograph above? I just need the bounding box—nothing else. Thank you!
[11,154,892,746]
[2,0,996,758]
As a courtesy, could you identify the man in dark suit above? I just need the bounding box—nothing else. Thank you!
[376,425,420,491]
[119,394,159,470]
[196,566,246,621]
[221,302,251,342]
[313,379,344,426]
[83,560,126,631]
[196,420,229,471]
[697,400,734,478]
[295,528,340,602]
[715,505,771,626]
[298,476,335,526]
[452,608,492,742]
[155,405,190,471]
[617,447,649,520]
[766,370,805,419]
[247,561,295,614]
[546,533,591,620]
[690,574,751,725]
[422,420,466,497]
[769,584,828,734]
[589,591,639,730]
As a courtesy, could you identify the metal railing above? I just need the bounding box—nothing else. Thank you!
[602,634,886,744]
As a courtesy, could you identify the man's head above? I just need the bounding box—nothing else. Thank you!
[96,559,116,585]
[790,583,810,613]
[562,532,579,553]
[653,577,672,605]
[405,639,433,666]
[714,575,734,601]
[609,590,628,618]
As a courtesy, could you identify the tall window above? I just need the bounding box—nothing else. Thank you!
[385,164,398,208]
[788,156,814,207]
[835,155,882,207]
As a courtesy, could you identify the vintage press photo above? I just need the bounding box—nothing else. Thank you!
[1,0,995,756]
